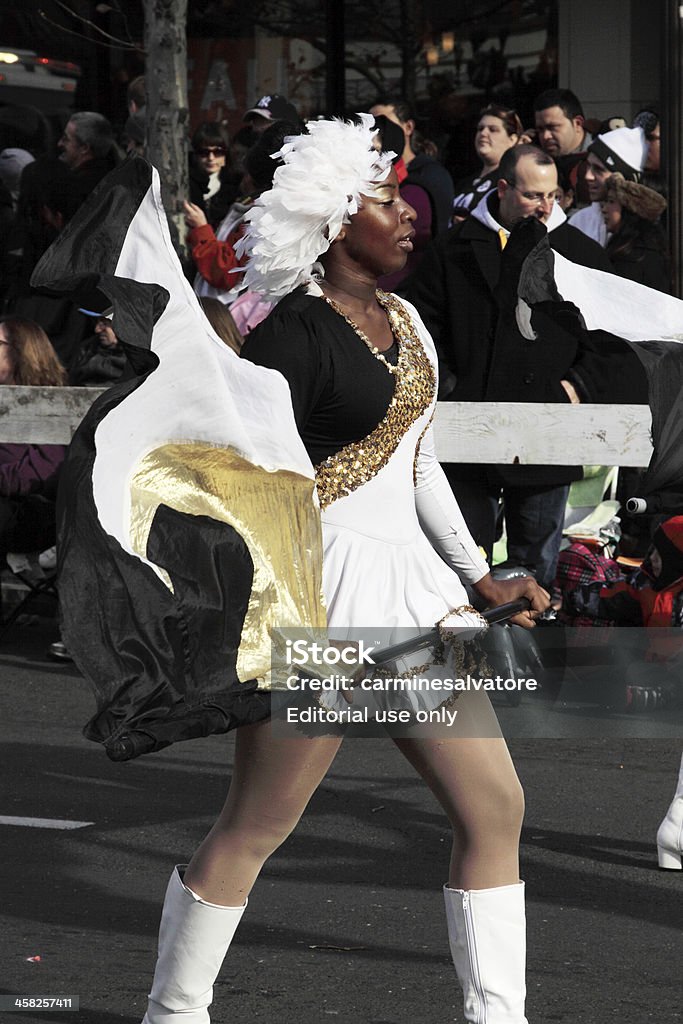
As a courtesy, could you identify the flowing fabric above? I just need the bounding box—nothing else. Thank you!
[30,157,327,761]
[516,225,683,512]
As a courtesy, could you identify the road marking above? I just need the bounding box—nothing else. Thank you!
[0,816,94,829]
[43,771,139,790]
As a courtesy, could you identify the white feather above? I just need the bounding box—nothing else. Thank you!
[236,114,394,299]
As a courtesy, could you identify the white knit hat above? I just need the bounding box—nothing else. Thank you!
[588,126,648,180]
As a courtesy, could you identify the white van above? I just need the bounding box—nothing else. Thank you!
[0,49,80,114]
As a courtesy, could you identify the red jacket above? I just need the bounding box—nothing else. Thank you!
[187,222,248,291]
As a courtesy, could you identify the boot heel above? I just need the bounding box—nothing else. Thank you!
[657,845,682,870]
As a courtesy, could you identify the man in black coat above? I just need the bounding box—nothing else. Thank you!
[58,112,119,211]
[401,144,644,590]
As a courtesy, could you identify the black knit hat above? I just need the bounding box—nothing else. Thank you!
[372,114,405,164]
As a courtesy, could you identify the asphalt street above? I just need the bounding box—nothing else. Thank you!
[1,615,681,1024]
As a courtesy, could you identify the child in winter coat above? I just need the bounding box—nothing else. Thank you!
[566,516,683,628]
[563,516,683,709]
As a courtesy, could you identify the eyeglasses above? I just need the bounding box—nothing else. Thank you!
[512,184,558,205]
[196,146,227,158]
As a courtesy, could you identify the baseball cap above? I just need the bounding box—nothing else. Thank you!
[243,94,299,124]
[78,306,114,320]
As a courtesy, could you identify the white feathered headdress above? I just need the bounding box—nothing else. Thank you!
[235,113,395,299]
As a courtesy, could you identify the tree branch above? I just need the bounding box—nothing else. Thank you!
[50,0,140,47]
[37,9,143,51]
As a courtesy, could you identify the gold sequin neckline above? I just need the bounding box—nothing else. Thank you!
[323,292,400,375]
[314,290,437,509]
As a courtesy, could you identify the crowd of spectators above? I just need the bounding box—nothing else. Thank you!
[0,77,674,636]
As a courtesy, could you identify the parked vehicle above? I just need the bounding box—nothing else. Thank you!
[0,49,79,113]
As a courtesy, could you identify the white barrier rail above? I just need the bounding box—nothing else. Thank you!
[432,401,652,466]
[0,387,654,466]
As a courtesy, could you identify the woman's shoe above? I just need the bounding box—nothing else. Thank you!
[656,752,683,870]
[444,881,529,1023]
[142,865,246,1023]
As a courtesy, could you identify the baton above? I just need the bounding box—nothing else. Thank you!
[371,597,532,667]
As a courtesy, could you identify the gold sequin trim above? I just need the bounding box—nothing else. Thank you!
[315,291,436,510]
[436,605,488,646]
[323,295,400,375]
[413,409,435,486]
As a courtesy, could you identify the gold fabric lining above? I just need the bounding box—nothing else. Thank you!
[129,442,327,688]
[315,291,436,509]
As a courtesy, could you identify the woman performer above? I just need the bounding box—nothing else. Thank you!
[140,115,548,1024]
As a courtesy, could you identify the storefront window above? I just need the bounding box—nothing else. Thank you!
[187,1,557,181]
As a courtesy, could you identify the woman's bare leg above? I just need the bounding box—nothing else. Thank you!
[392,691,524,889]
[183,720,344,905]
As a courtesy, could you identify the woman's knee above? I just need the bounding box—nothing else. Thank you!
[451,771,525,841]
[499,772,525,829]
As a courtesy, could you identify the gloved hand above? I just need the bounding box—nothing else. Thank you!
[437,606,489,644]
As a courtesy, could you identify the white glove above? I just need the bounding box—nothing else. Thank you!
[437,606,489,643]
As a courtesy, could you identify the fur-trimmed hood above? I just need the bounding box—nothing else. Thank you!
[605,173,666,222]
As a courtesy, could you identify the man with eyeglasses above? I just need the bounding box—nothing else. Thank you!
[401,144,635,592]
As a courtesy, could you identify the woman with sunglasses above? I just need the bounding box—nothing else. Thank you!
[184,121,301,313]
[188,123,241,229]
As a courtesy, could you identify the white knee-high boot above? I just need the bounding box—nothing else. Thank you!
[142,865,246,1024]
[444,881,529,1024]
[657,751,683,870]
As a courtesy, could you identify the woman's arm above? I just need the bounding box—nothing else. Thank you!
[413,423,489,583]
[184,202,247,290]
[414,426,549,623]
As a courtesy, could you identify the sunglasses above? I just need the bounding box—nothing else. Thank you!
[196,146,227,157]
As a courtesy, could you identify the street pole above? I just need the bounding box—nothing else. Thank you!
[663,1,683,297]
[325,0,345,117]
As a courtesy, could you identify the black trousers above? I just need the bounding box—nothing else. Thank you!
[0,495,57,562]
[443,467,569,591]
